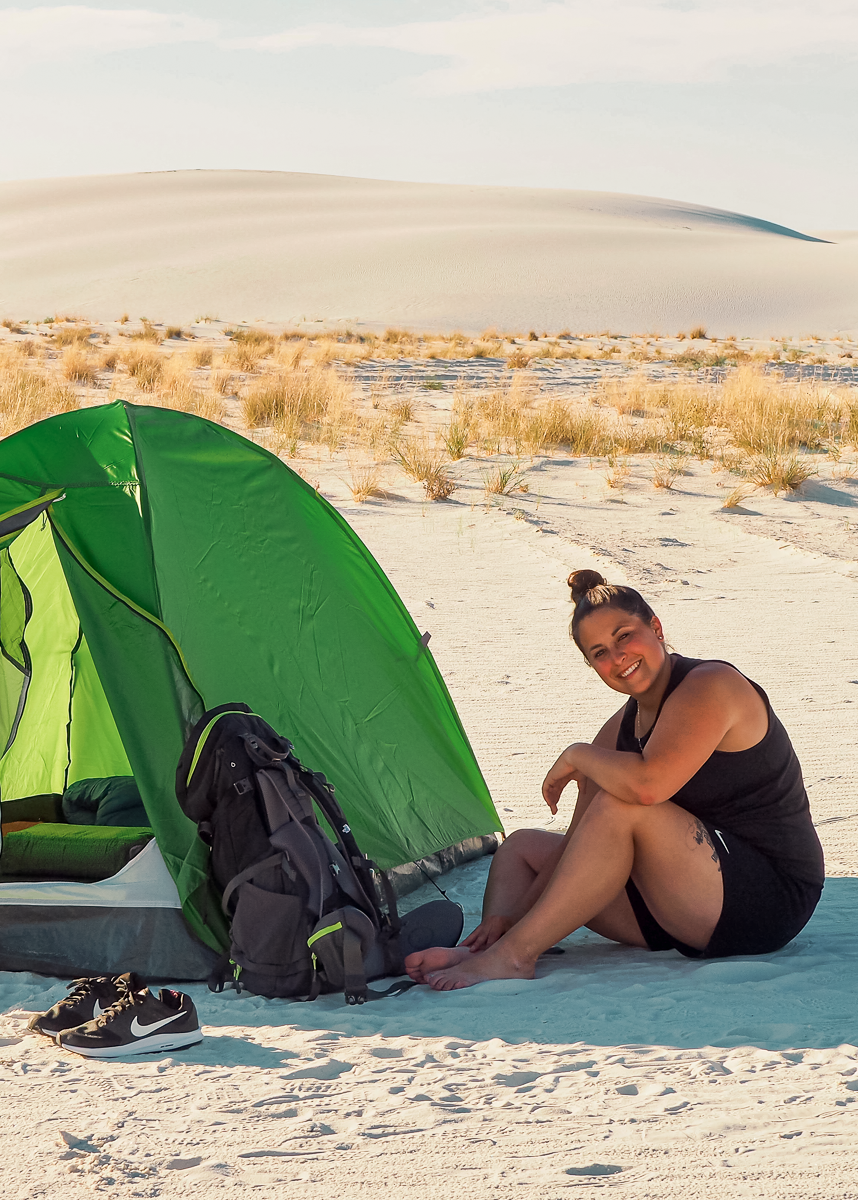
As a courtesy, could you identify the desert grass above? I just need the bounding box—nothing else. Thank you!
[60,347,96,385]
[423,464,457,500]
[441,418,471,460]
[721,483,756,509]
[0,368,77,438]
[651,455,688,489]
[122,347,163,391]
[347,460,385,503]
[604,457,631,490]
[128,319,162,344]
[51,325,93,348]
[744,451,816,495]
[225,328,276,371]
[210,368,234,395]
[482,462,527,497]
[391,437,445,483]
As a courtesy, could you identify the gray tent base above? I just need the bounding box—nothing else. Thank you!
[385,834,499,899]
[0,905,218,980]
[0,837,499,981]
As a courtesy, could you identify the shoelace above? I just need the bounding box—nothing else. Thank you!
[63,977,108,1004]
[92,982,148,1028]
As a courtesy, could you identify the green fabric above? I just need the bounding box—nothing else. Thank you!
[0,548,30,754]
[0,520,79,799]
[68,634,132,784]
[0,823,153,881]
[0,401,501,953]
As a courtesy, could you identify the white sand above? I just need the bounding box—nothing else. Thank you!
[2,454,858,1197]
[1,170,857,336]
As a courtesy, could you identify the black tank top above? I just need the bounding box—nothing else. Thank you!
[616,655,824,887]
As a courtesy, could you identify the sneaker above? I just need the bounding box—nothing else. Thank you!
[28,974,142,1038]
[57,978,202,1058]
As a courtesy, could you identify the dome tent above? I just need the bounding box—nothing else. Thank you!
[0,401,500,977]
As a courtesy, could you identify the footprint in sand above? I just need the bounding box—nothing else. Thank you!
[282,1059,354,1081]
[493,1070,541,1087]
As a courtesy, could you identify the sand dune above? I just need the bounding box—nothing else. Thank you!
[1,170,856,336]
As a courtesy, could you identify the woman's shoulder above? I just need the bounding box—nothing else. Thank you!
[671,657,765,703]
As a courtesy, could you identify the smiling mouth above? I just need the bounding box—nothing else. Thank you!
[619,659,642,679]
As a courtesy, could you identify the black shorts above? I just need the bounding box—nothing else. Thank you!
[625,824,823,958]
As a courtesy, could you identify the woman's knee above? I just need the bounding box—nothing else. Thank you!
[499,827,564,866]
[587,789,629,819]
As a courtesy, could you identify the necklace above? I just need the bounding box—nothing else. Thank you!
[634,703,649,751]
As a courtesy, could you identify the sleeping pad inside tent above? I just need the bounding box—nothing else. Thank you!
[0,401,501,978]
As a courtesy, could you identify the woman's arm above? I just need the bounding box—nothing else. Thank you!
[543,663,756,810]
[515,708,626,909]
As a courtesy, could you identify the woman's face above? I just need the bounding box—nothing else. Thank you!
[578,606,667,697]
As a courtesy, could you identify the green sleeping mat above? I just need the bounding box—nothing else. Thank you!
[0,824,154,882]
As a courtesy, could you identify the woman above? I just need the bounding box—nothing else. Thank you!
[406,569,824,990]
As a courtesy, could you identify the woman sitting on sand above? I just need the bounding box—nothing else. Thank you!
[406,570,824,991]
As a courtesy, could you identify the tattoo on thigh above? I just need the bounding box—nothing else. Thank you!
[692,819,721,872]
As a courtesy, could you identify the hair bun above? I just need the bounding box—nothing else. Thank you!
[568,569,607,604]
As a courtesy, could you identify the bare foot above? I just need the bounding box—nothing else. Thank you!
[426,945,536,991]
[404,945,472,983]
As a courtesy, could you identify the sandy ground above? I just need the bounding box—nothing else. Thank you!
[2,449,858,1198]
[1,170,857,336]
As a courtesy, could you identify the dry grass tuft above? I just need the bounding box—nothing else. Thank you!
[0,368,77,438]
[191,345,213,368]
[210,368,234,395]
[242,366,348,430]
[744,451,815,495]
[51,325,93,348]
[123,347,163,390]
[506,346,533,369]
[60,347,96,384]
[130,319,162,344]
[721,483,756,509]
[224,332,276,371]
[442,418,471,460]
[483,462,526,497]
[423,465,457,500]
[391,437,445,483]
[651,455,688,489]
[165,326,186,340]
[390,397,415,423]
[347,461,385,503]
[689,325,708,340]
[605,458,631,490]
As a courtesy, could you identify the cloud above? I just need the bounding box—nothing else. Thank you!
[0,6,217,65]
[230,1,858,92]
[3,3,858,93]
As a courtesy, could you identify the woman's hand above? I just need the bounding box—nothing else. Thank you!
[461,915,514,951]
[542,745,588,815]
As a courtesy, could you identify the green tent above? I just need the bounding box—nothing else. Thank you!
[0,401,500,977]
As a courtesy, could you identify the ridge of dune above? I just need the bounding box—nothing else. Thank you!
[0,169,855,334]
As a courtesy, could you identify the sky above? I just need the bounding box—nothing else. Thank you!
[2,0,857,230]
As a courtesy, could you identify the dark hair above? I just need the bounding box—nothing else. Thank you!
[567,569,657,655]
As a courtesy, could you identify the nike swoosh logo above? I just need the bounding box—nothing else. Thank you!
[130,1012,184,1038]
[92,1000,104,1020]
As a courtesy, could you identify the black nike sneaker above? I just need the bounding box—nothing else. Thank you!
[57,978,202,1058]
[28,974,142,1038]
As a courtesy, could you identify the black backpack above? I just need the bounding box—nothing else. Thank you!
[176,703,462,1004]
